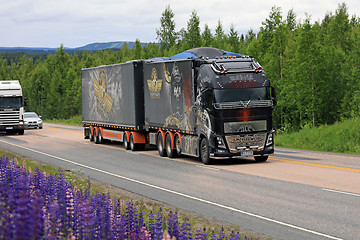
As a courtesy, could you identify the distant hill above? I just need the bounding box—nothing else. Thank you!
[0,41,145,54]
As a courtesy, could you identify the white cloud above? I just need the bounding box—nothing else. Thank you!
[0,0,359,48]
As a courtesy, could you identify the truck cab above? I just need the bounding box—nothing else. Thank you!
[194,54,276,164]
[0,80,25,135]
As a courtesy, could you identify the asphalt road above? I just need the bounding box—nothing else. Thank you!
[0,123,359,240]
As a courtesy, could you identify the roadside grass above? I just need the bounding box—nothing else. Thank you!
[0,149,269,240]
[275,118,360,154]
[45,114,82,126]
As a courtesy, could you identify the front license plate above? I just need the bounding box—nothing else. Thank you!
[6,127,13,130]
[241,151,253,156]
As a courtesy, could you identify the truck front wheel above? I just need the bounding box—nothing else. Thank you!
[157,133,166,157]
[200,138,212,165]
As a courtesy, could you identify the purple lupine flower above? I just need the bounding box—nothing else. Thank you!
[125,200,136,234]
[112,216,127,240]
[65,186,75,236]
[153,208,163,240]
[229,230,241,240]
[30,189,45,239]
[179,218,192,240]
[13,172,32,240]
[195,228,207,240]
[167,211,180,239]
[148,211,155,238]
[210,231,217,240]
[138,226,151,240]
[78,200,94,240]
[137,210,145,233]
[217,227,225,240]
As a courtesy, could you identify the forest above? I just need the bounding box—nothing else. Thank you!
[0,3,359,132]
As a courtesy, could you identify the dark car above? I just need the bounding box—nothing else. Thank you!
[24,112,43,129]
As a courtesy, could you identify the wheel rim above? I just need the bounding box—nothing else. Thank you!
[201,143,208,160]
[175,135,181,155]
[157,133,166,156]
[130,135,134,150]
[98,130,102,143]
[124,134,129,149]
[166,135,172,155]
[200,139,210,164]
[157,134,163,151]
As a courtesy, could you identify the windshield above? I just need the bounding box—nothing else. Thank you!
[24,113,39,118]
[214,87,270,103]
[0,96,23,109]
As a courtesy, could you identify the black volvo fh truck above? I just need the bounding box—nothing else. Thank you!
[82,47,276,164]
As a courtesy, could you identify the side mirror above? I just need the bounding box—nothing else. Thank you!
[24,97,28,107]
[271,86,277,107]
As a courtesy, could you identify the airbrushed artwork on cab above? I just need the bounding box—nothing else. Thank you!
[144,60,195,132]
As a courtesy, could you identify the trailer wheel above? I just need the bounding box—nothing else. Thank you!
[200,138,212,165]
[157,133,166,157]
[175,134,181,156]
[90,128,94,142]
[165,134,175,158]
[254,156,268,162]
[95,129,103,144]
[123,133,130,150]
[130,134,137,151]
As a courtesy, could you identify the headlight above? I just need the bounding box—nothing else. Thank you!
[216,136,226,149]
[266,133,273,146]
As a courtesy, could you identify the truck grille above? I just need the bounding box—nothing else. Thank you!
[214,100,273,110]
[0,110,20,125]
[225,133,266,153]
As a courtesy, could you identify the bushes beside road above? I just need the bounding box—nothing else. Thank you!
[275,118,360,154]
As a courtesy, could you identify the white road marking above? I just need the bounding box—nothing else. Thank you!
[323,188,360,197]
[197,165,220,171]
[0,139,343,240]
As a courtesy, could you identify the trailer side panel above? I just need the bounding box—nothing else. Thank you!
[82,61,144,128]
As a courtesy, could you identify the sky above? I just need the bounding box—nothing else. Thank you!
[1,0,360,48]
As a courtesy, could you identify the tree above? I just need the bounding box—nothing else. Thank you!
[156,5,177,53]
[201,24,213,47]
[214,20,226,49]
[184,10,201,49]
[227,24,240,53]
[133,39,143,59]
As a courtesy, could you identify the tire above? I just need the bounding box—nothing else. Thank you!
[165,134,175,158]
[174,134,181,156]
[18,129,24,135]
[157,133,166,157]
[200,138,212,165]
[254,156,268,162]
[95,129,102,144]
[123,133,130,150]
[130,134,137,151]
[90,128,94,142]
